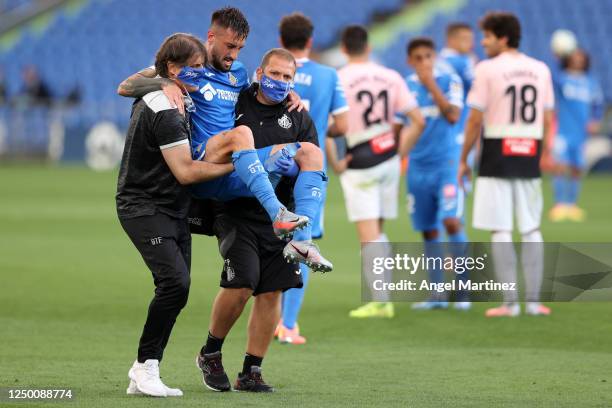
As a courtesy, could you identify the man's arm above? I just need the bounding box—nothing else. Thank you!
[117,67,163,97]
[161,143,234,185]
[587,80,604,135]
[325,136,352,174]
[397,108,425,157]
[117,67,185,114]
[327,111,349,137]
[541,108,554,161]
[458,108,483,188]
[417,68,461,124]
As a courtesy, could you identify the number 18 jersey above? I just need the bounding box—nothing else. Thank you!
[338,61,417,169]
[467,51,554,178]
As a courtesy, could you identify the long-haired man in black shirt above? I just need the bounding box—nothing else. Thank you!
[116,33,233,398]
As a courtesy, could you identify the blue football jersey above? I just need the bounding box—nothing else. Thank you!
[178,62,250,159]
[402,68,464,168]
[292,58,348,150]
[439,48,475,98]
[438,48,476,149]
[554,69,603,144]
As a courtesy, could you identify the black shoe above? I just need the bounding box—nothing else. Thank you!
[234,366,274,393]
[195,351,231,392]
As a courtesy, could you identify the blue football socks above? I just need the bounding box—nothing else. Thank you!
[282,263,310,330]
[292,170,325,242]
[232,149,283,221]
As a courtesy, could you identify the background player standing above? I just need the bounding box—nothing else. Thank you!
[439,23,477,188]
[458,12,554,317]
[549,49,603,222]
[275,12,349,344]
[330,25,424,319]
[399,37,470,311]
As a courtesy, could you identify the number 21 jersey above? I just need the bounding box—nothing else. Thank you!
[338,61,417,169]
[467,51,554,178]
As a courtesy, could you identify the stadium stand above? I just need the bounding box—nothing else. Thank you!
[379,0,612,104]
[1,0,33,12]
[0,0,406,156]
[0,0,610,158]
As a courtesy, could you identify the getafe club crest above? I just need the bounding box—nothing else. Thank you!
[278,114,292,129]
[228,72,238,86]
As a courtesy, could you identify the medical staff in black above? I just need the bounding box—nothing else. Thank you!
[194,48,326,393]
[116,33,232,398]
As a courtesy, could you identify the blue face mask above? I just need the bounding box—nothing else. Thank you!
[260,74,292,103]
[178,66,205,87]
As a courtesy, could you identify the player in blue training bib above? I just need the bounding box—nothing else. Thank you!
[274,13,349,345]
[549,49,603,222]
[400,38,470,311]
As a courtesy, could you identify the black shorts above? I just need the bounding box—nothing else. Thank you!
[213,214,302,296]
[119,212,192,282]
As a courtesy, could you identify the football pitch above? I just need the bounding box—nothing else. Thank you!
[1,165,611,408]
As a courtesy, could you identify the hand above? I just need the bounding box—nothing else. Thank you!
[415,65,435,88]
[457,160,471,191]
[161,80,185,115]
[586,121,601,135]
[275,156,300,178]
[332,154,353,175]
[286,90,305,112]
[540,144,554,171]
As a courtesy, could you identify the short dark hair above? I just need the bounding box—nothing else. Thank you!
[446,22,472,37]
[261,48,296,71]
[155,33,206,78]
[211,7,250,39]
[279,12,314,50]
[480,11,521,48]
[407,37,435,56]
[341,25,368,55]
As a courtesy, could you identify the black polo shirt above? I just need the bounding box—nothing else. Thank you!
[116,90,192,219]
[222,83,318,222]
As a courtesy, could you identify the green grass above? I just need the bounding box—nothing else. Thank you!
[1,165,611,407]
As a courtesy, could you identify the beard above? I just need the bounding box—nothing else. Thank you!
[210,51,233,72]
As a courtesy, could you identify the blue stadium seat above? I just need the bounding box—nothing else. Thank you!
[1,0,610,147]
[376,0,612,103]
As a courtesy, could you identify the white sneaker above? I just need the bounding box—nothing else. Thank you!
[127,360,168,397]
[126,379,183,396]
[453,301,472,311]
[525,302,551,316]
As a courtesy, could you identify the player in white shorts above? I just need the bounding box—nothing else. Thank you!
[328,25,424,318]
[458,12,554,317]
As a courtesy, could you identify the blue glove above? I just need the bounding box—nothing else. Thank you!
[275,156,299,178]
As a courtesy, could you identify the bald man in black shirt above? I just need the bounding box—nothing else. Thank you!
[194,48,328,393]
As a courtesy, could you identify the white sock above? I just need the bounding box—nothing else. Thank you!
[362,234,392,302]
[491,231,518,303]
[521,230,544,303]
[376,234,392,302]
